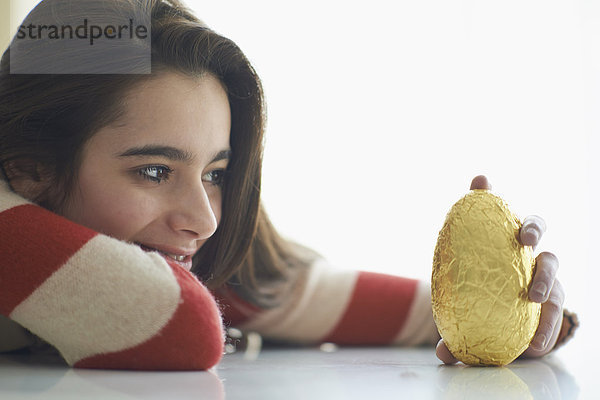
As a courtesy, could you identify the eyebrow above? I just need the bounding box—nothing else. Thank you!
[117,145,231,164]
[210,149,232,163]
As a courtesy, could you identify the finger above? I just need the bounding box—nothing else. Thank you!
[470,175,492,191]
[528,280,565,354]
[436,339,459,364]
[529,252,559,303]
[520,215,547,248]
[522,311,563,358]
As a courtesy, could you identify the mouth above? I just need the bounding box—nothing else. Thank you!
[136,243,194,271]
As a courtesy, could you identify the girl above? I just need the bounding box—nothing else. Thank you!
[0,0,576,370]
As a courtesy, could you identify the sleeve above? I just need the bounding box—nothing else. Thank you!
[215,258,440,346]
[0,180,224,370]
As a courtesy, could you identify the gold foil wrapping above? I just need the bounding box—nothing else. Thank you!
[432,190,541,366]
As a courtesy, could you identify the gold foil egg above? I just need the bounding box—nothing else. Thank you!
[432,190,541,366]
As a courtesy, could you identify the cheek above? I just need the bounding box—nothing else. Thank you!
[64,179,157,241]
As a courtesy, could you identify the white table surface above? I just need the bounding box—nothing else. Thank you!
[0,339,593,400]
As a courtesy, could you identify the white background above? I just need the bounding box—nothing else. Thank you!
[9,0,599,366]
[186,2,597,282]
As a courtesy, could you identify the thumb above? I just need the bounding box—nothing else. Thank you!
[436,339,459,364]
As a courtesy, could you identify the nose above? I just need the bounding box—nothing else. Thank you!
[167,182,219,241]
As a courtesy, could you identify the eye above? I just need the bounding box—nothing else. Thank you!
[203,169,226,186]
[137,165,172,184]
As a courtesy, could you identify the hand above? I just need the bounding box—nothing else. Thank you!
[435,175,565,364]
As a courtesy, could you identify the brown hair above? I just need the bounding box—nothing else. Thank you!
[0,0,316,305]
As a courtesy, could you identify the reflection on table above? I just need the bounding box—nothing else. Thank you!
[0,344,581,400]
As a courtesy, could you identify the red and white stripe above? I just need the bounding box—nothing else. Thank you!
[217,259,439,346]
[0,180,224,370]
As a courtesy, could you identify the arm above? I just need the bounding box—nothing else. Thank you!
[0,180,224,370]
[216,260,439,347]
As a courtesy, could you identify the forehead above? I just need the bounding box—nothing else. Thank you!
[87,72,231,160]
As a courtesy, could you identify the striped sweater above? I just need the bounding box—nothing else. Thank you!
[0,180,438,370]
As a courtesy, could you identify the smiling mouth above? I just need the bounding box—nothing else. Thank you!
[137,244,191,263]
[163,252,186,262]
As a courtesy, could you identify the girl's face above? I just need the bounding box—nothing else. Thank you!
[62,72,231,270]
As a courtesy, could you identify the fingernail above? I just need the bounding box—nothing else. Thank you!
[524,226,539,244]
[532,282,547,299]
[532,334,547,350]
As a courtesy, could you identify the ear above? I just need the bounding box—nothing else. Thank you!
[2,159,51,201]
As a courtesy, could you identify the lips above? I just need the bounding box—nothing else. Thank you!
[137,243,194,271]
